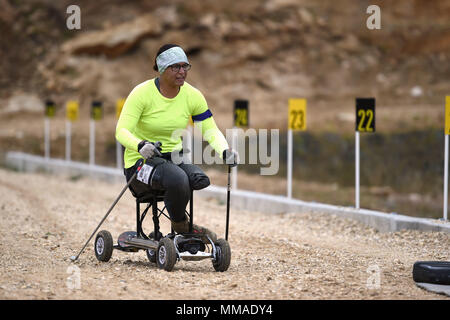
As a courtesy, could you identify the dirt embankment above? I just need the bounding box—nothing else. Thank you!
[1,1,450,212]
[0,167,448,300]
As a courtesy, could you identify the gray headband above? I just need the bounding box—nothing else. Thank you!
[156,46,189,74]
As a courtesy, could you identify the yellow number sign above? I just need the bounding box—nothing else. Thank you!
[66,101,79,121]
[288,99,306,131]
[446,96,450,135]
[234,100,249,128]
[356,98,375,132]
[92,101,102,121]
[45,100,55,118]
[116,98,125,119]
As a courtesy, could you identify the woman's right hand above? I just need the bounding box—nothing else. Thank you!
[138,140,163,159]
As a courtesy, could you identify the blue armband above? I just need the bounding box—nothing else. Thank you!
[191,109,213,122]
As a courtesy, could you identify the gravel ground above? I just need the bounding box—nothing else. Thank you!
[0,168,449,300]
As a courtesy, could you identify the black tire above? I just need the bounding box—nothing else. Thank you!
[146,249,157,263]
[146,231,162,263]
[212,239,231,272]
[94,230,113,262]
[413,261,450,285]
[157,237,177,271]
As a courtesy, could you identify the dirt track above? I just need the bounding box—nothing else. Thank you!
[0,167,448,300]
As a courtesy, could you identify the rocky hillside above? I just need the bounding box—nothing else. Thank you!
[1,0,450,129]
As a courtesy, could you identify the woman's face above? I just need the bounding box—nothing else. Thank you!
[161,63,189,87]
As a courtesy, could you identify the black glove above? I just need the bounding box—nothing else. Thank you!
[138,140,162,159]
[223,149,239,167]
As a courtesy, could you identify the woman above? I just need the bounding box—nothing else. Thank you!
[116,44,238,243]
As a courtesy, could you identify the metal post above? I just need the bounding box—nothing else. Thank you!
[231,128,238,190]
[355,131,360,209]
[65,120,71,162]
[89,119,95,165]
[44,117,50,161]
[187,125,193,164]
[116,141,122,170]
[444,134,449,221]
[287,128,293,199]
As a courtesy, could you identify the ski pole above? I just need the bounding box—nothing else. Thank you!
[225,165,231,241]
[70,160,143,262]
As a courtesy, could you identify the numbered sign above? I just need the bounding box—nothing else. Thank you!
[445,96,450,135]
[66,101,79,121]
[91,101,102,121]
[234,100,249,127]
[288,99,307,131]
[116,98,125,119]
[356,98,375,132]
[45,100,55,118]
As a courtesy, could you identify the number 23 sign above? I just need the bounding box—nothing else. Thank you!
[288,99,306,131]
[356,98,375,132]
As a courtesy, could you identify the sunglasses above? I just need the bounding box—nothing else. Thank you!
[169,63,191,72]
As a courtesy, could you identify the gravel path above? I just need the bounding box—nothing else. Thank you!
[0,168,448,300]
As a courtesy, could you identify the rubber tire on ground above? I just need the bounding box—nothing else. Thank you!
[146,231,162,263]
[94,230,114,262]
[157,237,177,271]
[146,249,156,263]
[413,261,450,285]
[212,239,231,272]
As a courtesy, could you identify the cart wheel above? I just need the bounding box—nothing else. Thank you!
[212,239,231,272]
[94,230,113,262]
[146,249,156,263]
[157,237,177,271]
[146,231,162,263]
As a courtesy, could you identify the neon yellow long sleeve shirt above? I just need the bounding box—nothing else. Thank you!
[116,78,229,168]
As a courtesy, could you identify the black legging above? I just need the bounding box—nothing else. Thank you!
[124,154,210,223]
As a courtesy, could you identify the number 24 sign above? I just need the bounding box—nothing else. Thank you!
[234,100,249,128]
[356,98,375,132]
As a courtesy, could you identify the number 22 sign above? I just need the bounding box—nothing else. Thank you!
[356,98,375,132]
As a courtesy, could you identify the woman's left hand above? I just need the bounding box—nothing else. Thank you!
[223,149,239,167]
